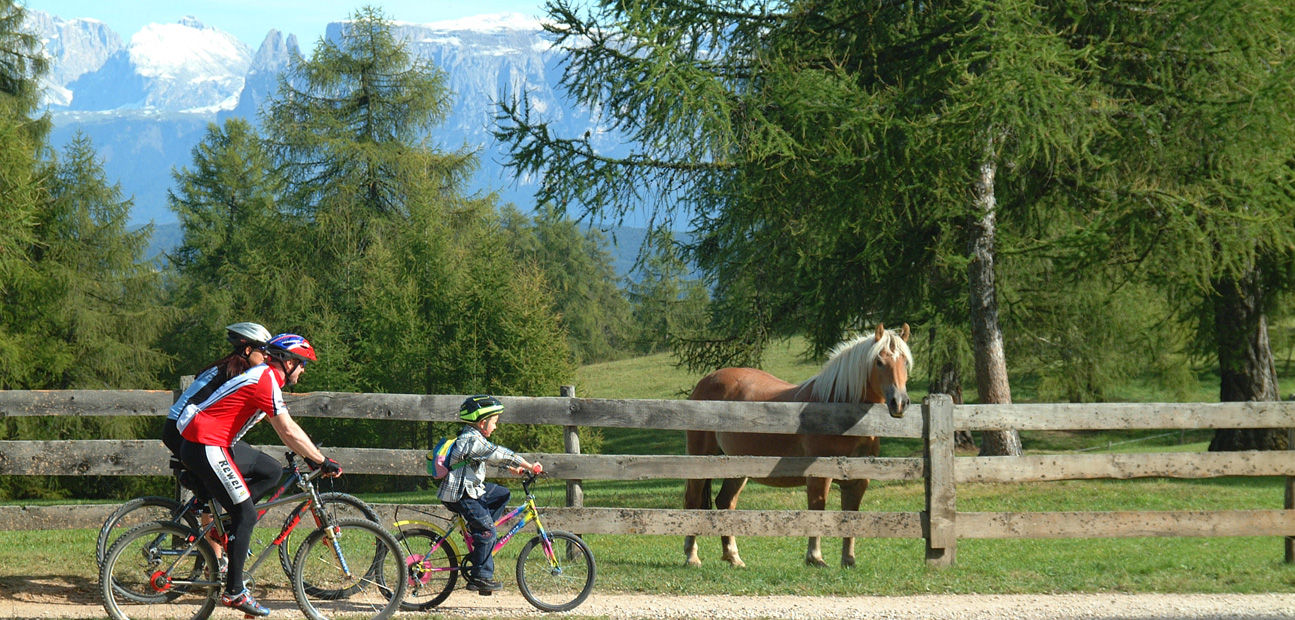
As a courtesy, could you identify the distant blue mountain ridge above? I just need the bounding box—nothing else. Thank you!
[140,221,683,283]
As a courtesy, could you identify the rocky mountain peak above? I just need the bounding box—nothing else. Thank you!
[27,10,124,108]
[37,10,611,226]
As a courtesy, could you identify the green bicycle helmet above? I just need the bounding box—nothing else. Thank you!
[460,395,504,423]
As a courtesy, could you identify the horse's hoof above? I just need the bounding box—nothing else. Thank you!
[806,558,829,568]
[684,558,702,568]
[842,558,857,569]
[723,557,746,568]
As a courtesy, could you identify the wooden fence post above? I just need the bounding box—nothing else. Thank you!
[924,393,956,567]
[561,385,583,509]
[173,375,194,501]
[1286,426,1293,564]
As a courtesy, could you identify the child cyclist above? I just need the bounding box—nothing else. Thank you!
[438,395,543,594]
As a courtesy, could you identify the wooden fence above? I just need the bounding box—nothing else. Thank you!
[1,388,1292,567]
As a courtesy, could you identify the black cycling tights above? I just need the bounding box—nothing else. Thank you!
[179,441,281,594]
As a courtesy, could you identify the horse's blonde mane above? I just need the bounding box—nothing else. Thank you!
[801,329,913,403]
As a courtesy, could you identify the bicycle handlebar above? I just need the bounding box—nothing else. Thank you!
[521,470,542,494]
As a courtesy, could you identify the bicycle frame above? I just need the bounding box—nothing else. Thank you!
[393,474,550,574]
[147,466,334,589]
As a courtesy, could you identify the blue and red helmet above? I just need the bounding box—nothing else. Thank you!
[267,333,317,364]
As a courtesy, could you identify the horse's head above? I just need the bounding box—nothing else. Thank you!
[869,323,912,418]
[806,323,914,417]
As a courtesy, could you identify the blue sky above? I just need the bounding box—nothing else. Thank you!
[34,1,549,48]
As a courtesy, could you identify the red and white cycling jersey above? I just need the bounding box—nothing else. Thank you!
[177,363,287,447]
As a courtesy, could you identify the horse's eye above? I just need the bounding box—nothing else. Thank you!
[875,359,885,367]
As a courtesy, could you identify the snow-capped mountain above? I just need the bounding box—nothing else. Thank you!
[33,10,606,226]
[28,11,123,107]
[65,16,251,112]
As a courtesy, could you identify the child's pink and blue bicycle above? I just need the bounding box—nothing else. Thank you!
[392,472,595,612]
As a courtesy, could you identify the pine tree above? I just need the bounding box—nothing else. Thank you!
[501,204,636,364]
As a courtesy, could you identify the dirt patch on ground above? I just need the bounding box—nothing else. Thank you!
[3,577,1293,619]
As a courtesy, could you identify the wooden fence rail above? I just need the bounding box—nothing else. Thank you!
[1,390,1293,566]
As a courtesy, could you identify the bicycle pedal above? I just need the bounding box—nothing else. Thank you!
[477,589,493,597]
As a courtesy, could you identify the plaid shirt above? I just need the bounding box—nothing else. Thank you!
[436,425,525,503]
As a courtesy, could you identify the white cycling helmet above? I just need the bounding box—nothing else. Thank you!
[225,322,272,347]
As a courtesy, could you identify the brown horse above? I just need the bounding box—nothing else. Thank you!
[683,323,912,568]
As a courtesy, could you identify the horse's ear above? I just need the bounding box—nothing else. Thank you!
[875,323,885,341]
[900,323,910,342]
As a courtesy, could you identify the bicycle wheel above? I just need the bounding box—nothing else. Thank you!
[291,518,407,620]
[97,496,199,569]
[277,492,380,578]
[516,530,595,612]
[99,521,218,620]
[393,526,458,611]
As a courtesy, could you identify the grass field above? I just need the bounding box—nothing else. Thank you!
[2,334,1293,600]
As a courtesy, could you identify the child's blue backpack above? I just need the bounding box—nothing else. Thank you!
[426,437,465,480]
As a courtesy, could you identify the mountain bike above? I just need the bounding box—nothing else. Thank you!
[95,450,378,581]
[393,472,595,612]
[99,466,407,620]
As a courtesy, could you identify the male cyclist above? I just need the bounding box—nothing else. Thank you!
[177,333,341,617]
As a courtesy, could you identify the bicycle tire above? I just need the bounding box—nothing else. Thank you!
[96,496,199,569]
[291,518,407,620]
[99,520,218,620]
[516,530,596,612]
[276,491,381,579]
[393,526,459,610]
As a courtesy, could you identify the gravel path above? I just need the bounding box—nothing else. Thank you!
[4,585,1295,619]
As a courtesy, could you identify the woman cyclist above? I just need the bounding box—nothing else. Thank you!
[177,333,341,618]
[162,322,273,460]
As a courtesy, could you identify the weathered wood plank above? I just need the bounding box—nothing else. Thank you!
[955,451,1295,483]
[958,510,1295,538]
[924,395,956,566]
[535,454,924,481]
[0,391,925,438]
[379,506,927,538]
[0,390,173,417]
[7,390,1295,434]
[10,440,1290,484]
[25,505,1295,539]
[0,503,924,537]
[0,504,123,531]
[0,440,172,476]
[956,401,1295,431]
[0,441,925,481]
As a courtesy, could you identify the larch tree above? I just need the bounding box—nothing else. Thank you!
[164,117,290,384]
[497,0,1122,455]
[1061,0,1295,450]
[0,0,49,390]
[197,6,577,469]
[1,133,168,499]
[501,203,637,365]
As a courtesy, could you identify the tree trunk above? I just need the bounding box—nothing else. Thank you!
[967,141,1022,457]
[1209,270,1286,451]
[929,360,976,451]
